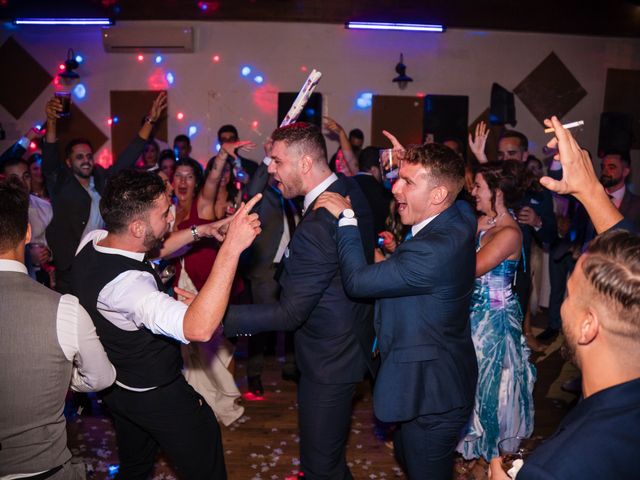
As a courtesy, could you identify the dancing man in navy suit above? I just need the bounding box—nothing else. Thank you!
[316,140,478,479]
[224,122,376,480]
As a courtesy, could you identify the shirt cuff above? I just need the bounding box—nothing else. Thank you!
[262,156,272,166]
[338,218,358,227]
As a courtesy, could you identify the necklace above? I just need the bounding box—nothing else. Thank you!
[487,211,507,226]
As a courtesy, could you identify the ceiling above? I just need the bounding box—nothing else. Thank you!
[2,0,640,38]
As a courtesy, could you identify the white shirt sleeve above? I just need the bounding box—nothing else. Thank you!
[56,294,116,392]
[97,270,190,344]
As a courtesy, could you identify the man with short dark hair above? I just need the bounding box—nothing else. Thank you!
[42,92,166,293]
[224,122,376,480]
[518,230,640,479]
[0,180,115,479]
[0,157,53,282]
[498,130,530,162]
[493,130,558,322]
[173,134,193,162]
[600,151,640,227]
[71,169,261,479]
[316,140,478,479]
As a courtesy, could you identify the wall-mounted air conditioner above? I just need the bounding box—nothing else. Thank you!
[102,26,194,53]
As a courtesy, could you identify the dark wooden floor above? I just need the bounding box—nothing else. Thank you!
[67,313,578,479]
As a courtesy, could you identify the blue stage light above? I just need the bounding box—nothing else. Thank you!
[73,83,86,99]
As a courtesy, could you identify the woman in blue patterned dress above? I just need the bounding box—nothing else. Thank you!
[457,160,536,479]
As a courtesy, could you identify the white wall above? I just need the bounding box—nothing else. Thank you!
[2,21,639,188]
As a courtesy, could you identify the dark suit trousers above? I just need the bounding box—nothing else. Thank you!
[298,376,356,480]
[247,270,296,377]
[393,406,471,480]
[103,377,227,480]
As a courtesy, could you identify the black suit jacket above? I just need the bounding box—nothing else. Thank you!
[353,173,392,234]
[336,201,478,422]
[619,188,640,229]
[519,377,640,480]
[244,163,289,282]
[224,175,377,384]
[42,137,144,272]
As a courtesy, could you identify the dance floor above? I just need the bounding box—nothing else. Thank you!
[67,314,578,479]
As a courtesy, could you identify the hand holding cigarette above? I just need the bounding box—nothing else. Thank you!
[544,120,584,133]
[539,116,622,233]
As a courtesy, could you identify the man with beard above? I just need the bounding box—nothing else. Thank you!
[223,122,376,480]
[515,116,639,479]
[42,92,167,293]
[599,151,640,228]
[71,169,262,479]
[517,230,640,479]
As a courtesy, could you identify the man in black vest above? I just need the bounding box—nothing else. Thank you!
[71,170,262,480]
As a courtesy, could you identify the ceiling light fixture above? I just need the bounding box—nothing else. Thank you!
[346,22,445,33]
[14,18,113,26]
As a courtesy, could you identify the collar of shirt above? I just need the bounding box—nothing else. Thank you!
[0,259,28,274]
[355,172,373,177]
[76,229,146,262]
[303,173,338,212]
[411,213,440,238]
[607,185,625,206]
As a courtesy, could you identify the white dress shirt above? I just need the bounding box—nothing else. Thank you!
[28,194,52,245]
[607,185,625,209]
[303,173,338,214]
[411,214,440,237]
[0,259,115,393]
[77,230,190,345]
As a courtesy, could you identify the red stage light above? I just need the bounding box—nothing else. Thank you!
[241,391,265,401]
[29,142,37,149]
[176,112,184,120]
[252,120,259,128]
[212,55,220,63]
[137,54,144,62]
[58,63,65,71]
[107,118,113,126]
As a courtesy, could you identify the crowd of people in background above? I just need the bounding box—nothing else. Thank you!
[0,87,639,480]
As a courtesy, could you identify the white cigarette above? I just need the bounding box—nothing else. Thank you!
[544,120,584,133]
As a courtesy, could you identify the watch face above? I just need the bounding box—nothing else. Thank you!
[343,208,355,219]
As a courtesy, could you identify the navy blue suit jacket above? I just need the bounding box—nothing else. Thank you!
[519,377,640,479]
[336,201,478,422]
[224,175,376,384]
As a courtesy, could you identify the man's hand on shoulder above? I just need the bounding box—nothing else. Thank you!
[314,192,352,219]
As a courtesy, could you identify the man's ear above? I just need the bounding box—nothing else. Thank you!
[130,220,146,240]
[25,222,32,245]
[431,185,450,205]
[65,157,72,168]
[300,154,313,174]
[577,306,600,346]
